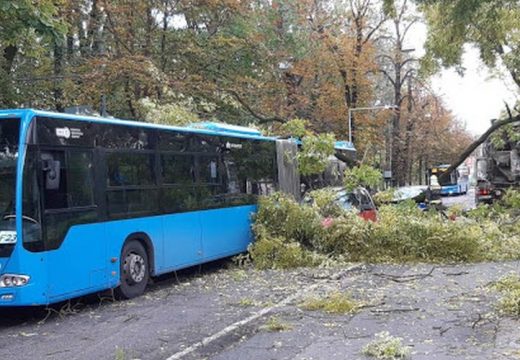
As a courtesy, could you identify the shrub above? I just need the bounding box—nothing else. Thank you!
[500,189,520,209]
[248,237,320,270]
[277,118,311,139]
[372,188,396,207]
[298,133,336,176]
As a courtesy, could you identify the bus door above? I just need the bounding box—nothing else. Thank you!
[40,149,107,299]
[159,153,203,270]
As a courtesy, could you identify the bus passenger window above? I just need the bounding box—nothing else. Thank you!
[107,152,155,187]
[161,154,194,184]
[199,156,220,184]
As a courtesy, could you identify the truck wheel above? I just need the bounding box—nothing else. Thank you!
[115,240,149,299]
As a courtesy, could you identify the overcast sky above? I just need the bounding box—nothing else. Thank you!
[430,49,519,136]
[409,23,519,136]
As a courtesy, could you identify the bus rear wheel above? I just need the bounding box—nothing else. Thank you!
[115,241,149,299]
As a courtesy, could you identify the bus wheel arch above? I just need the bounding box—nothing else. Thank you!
[124,232,155,276]
[115,233,155,299]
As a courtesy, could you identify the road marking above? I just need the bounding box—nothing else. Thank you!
[165,264,361,360]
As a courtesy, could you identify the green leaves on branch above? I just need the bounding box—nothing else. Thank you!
[249,190,520,270]
[343,164,383,192]
[489,123,520,150]
[138,97,200,126]
[298,133,336,176]
[272,118,337,177]
[278,118,311,139]
[419,0,520,87]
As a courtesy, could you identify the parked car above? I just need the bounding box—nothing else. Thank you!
[305,187,377,221]
[375,185,441,211]
[392,186,428,203]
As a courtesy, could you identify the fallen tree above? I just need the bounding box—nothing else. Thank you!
[439,107,520,184]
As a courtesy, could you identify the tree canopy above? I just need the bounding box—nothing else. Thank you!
[417,0,520,88]
[0,0,475,185]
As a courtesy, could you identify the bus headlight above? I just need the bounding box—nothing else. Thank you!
[0,274,29,287]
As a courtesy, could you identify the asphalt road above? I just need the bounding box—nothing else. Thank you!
[442,188,476,210]
[1,258,520,360]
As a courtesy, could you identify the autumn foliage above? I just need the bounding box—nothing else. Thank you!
[0,0,473,184]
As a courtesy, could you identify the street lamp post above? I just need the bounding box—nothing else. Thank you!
[348,105,398,144]
[348,105,398,186]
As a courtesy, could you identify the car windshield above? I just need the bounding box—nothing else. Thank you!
[394,186,427,202]
[0,118,20,231]
[336,190,355,210]
[336,188,373,211]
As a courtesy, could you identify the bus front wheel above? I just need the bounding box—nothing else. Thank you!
[115,240,149,299]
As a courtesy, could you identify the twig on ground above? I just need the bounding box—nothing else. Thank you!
[371,307,421,313]
[444,271,470,276]
[372,267,436,283]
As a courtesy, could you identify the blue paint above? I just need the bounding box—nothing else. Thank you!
[0,205,257,305]
[440,183,468,196]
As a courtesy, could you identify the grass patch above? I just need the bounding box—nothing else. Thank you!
[492,273,520,316]
[230,269,248,281]
[362,331,411,359]
[114,347,126,360]
[300,291,359,314]
[237,297,256,307]
[260,316,293,332]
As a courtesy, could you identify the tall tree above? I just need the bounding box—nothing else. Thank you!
[0,0,64,106]
[377,0,419,185]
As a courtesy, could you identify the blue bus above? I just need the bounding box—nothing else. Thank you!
[430,164,468,196]
[0,109,355,306]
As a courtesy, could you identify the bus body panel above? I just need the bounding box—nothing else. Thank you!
[200,205,256,260]
[47,222,108,301]
[0,248,47,306]
[103,216,165,279]
[160,211,202,273]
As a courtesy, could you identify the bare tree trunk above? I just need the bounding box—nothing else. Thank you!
[53,39,64,112]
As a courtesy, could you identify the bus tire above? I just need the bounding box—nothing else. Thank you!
[115,240,149,299]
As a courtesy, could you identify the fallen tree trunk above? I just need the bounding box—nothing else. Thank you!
[438,113,520,184]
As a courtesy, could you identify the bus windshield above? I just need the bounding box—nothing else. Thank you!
[0,118,20,245]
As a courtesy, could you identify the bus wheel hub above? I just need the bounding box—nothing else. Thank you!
[126,253,145,284]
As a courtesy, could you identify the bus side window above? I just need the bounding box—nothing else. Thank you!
[41,151,67,209]
[41,150,95,210]
[41,153,61,190]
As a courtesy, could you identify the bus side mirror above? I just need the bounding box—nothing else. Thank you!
[41,158,61,190]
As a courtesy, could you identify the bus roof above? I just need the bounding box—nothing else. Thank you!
[0,108,356,151]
